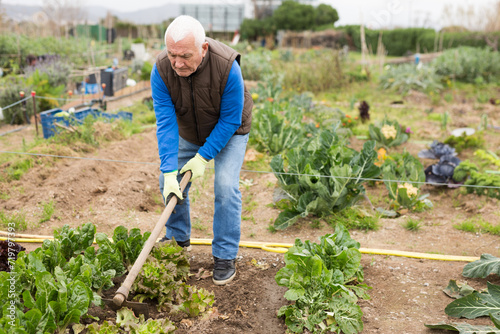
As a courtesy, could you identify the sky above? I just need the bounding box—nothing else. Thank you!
[6,0,497,30]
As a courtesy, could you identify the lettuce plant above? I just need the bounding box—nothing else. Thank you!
[132,242,214,316]
[86,307,176,334]
[271,127,380,229]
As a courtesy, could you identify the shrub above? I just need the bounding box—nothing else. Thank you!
[379,63,443,94]
[433,47,500,83]
[279,49,345,93]
[140,61,153,81]
[335,26,500,56]
[23,57,72,87]
[240,49,273,81]
[0,77,34,124]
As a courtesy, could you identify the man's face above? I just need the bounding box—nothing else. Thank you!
[166,34,208,77]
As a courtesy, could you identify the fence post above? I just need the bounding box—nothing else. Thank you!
[20,91,30,125]
[31,91,38,136]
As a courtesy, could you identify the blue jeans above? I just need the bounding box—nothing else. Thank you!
[159,133,249,260]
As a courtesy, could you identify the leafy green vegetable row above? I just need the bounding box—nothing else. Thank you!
[0,223,150,333]
[0,223,214,333]
[275,224,370,333]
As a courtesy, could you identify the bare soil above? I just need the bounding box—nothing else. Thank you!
[1,92,499,333]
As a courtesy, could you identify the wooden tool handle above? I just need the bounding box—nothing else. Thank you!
[113,171,192,306]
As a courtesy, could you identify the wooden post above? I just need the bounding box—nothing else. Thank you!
[31,91,39,136]
[19,91,30,124]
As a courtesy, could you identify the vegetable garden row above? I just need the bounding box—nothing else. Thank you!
[1,42,499,333]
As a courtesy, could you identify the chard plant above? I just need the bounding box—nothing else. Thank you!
[275,225,370,334]
[368,118,409,149]
[271,126,380,229]
[0,223,212,334]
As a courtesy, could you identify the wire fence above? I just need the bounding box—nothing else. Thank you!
[1,91,149,111]
[1,150,499,191]
[0,97,31,111]
[1,95,498,191]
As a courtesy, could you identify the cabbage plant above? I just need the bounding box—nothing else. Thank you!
[271,126,380,229]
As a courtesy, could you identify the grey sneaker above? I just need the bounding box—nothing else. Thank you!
[212,256,236,285]
[158,236,192,251]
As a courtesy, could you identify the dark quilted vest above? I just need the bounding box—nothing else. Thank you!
[156,37,253,146]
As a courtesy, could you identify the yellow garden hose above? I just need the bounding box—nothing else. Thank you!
[0,233,480,262]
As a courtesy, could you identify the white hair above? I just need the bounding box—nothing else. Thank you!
[165,15,206,52]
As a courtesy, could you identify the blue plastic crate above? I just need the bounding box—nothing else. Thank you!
[40,107,133,139]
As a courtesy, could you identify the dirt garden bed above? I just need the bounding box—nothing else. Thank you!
[1,92,499,333]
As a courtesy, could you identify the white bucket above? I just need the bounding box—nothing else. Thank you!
[451,127,475,137]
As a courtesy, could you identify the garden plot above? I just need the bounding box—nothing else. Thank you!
[1,119,499,333]
[1,50,500,333]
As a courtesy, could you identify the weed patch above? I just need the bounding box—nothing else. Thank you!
[402,218,422,232]
[0,210,28,231]
[38,200,55,224]
[328,207,380,231]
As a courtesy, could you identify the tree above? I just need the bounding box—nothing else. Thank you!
[272,0,315,31]
[315,4,339,27]
[240,17,274,41]
[42,0,85,37]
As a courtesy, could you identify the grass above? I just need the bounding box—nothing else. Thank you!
[0,107,149,183]
[244,200,258,213]
[0,210,28,231]
[267,221,277,233]
[121,101,157,125]
[327,207,380,231]
[192,219,208,231]
[150,191,164,206]
[453,216,500,236]
[402,217,422,232]
[5,158,33,181]
[38,200,55,224]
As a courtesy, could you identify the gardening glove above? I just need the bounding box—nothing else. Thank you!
[180,153,209,181]
[163,171,183,204]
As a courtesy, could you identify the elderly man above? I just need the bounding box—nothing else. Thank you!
[151,15,253,285]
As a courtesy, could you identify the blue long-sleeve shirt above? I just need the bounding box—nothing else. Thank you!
[151,60,244,173]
